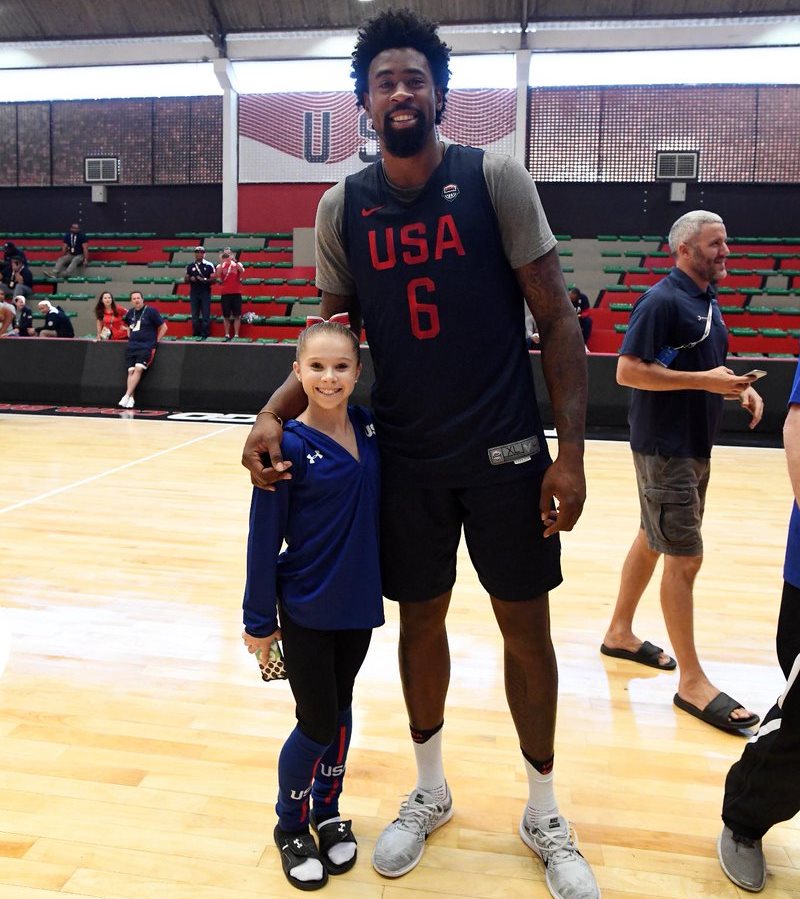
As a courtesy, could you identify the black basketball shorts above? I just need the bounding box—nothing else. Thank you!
[380,470,562,603]
[125,345,156,370]
[220,293,242,318]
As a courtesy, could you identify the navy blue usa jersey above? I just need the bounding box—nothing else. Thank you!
[243,406,383,635]
[341,145,550,486]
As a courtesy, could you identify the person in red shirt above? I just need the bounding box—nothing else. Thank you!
[215,247,245,341]
[94,290,127,340]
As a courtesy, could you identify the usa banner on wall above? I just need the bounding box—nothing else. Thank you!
[239,88,516,183]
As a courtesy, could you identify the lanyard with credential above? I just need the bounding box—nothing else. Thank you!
[675,299,714,351]
[655,300,714,367]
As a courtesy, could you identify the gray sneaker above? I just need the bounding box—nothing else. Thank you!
[717,825,766,892]
[520,814,600,899]
[371,786,453,877]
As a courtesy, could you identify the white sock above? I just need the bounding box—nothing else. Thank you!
[523,757,559,825]
[413,728,448,800]
[318,817,356,866]
[290,857,324,882]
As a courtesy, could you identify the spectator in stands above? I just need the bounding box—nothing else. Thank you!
[184,246,215,340]
[37,299,74,338]
[717,356,800,892]
[215,247,245,341]
[569,286,592,346]
[48,223,89,279]
[2,242,27,281]
[1,255,34,300]
[12,295,35,337]
[94,290,127,340]
[118,290,167,409]
[600,210,763,734]
[0,297,15,337]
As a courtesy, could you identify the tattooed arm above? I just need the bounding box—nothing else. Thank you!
[515,247,587,535]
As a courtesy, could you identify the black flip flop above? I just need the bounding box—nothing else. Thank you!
[273,824,328,891]
[600,640,677,670]
[310,814,358,875]
[673,692,760,734]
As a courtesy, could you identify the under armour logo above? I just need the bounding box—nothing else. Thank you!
[338,823,346,833]
[307,450,323,464]
[292,837,304,849]
[364,423,375,437]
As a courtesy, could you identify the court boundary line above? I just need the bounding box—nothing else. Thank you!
[0,424,238,516]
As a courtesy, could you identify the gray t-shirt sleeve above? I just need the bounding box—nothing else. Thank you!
[482,151,556,269]
[314,181,354,296]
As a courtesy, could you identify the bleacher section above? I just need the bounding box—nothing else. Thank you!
[571,235,800,357]
[6,231,320,341]
[8,230,800,358]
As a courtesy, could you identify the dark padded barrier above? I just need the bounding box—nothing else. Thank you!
[0,339,795,440]
[531,351,796,437]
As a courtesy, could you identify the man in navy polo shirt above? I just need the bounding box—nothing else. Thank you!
[601,210,764,733]
[118,290,166,409]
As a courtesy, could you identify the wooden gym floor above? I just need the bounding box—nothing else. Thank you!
[0,412,797,898]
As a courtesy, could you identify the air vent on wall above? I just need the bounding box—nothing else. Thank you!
[655,151,698,181]
[84,157,119,183]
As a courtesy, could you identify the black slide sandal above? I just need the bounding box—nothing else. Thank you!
[600,640,677,670]
[673,692,760,734]
[274,824,329,891]
[311,815,358,875]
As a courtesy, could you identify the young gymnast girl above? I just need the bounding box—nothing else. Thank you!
[242,316,383,891]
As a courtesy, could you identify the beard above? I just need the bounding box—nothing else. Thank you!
[379,109,431,158]
[692,249,727,285]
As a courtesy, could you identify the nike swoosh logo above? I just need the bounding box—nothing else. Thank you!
[361,205,386,217]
